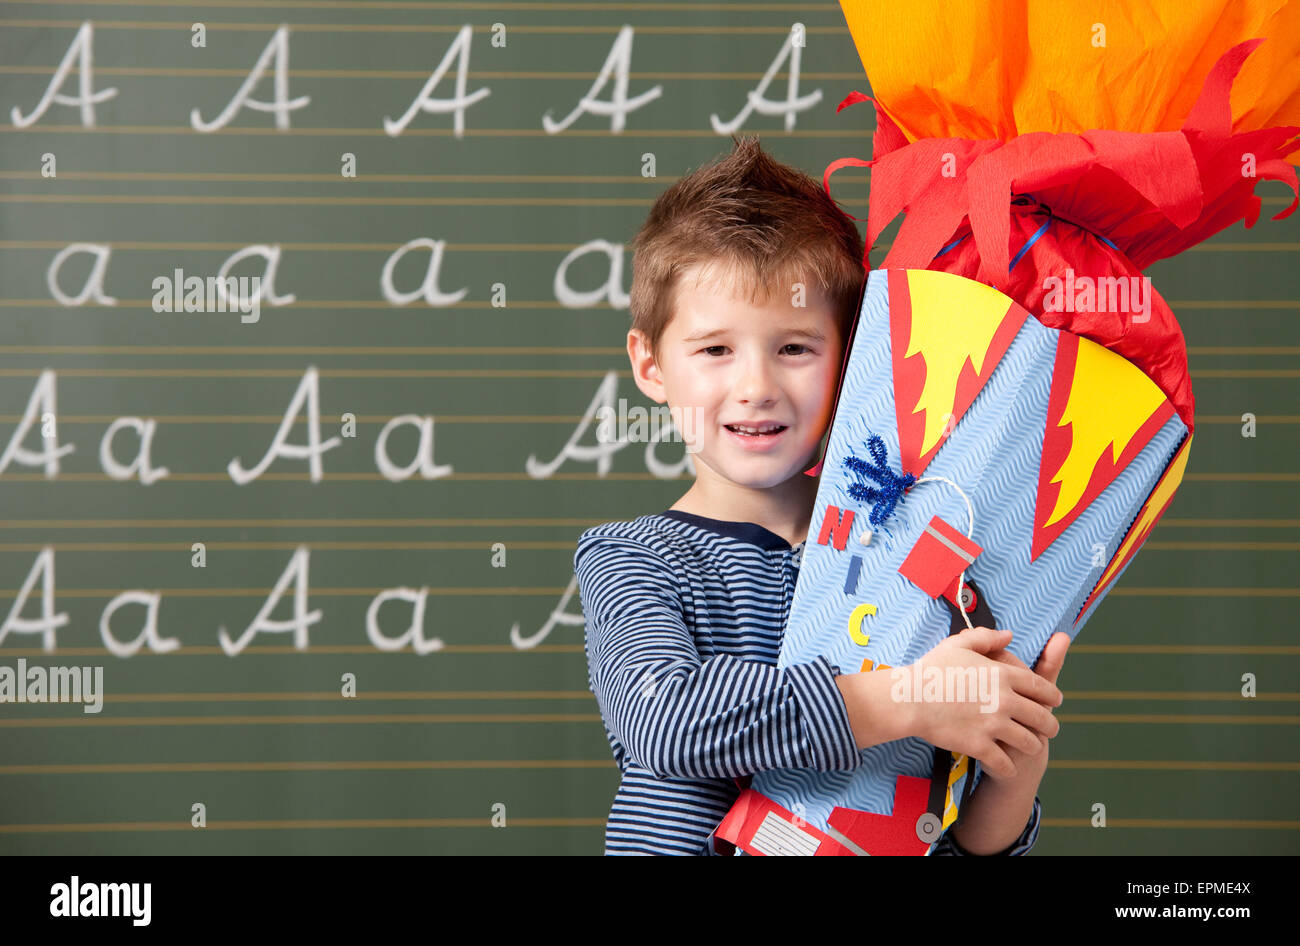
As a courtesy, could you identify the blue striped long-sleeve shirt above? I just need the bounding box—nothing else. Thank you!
[574,509,1041,856]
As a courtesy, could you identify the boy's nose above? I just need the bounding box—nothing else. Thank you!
[735,358,779,405]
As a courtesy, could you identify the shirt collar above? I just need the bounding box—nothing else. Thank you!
[659,509,803,552]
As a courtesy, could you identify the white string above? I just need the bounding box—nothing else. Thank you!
[914,475,977,631]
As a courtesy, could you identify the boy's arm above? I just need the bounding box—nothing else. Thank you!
[932,783,1043,856]
[836,655,1045,855]
[576,533,875,781]
[931,631,1069,855]
[941,738,1047,855]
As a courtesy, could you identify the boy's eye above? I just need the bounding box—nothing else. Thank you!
[782,344,811,355]
[702,345,727,356]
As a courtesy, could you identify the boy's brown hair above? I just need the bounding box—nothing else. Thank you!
[629,135,866,364]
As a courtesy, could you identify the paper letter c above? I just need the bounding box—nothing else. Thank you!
[848,602,877,646]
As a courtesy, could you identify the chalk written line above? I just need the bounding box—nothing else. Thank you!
[0,367,1289,491]
[5,18,845,137]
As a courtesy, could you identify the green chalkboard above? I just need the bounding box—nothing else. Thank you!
[0,2,1296,855]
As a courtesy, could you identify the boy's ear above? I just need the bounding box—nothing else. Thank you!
[627,329,667,404]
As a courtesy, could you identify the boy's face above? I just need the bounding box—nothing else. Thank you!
[629,261,844,498]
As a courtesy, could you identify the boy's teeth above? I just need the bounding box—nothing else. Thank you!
[728,424,785,436]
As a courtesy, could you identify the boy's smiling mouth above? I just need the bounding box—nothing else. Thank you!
[723,421,789,448]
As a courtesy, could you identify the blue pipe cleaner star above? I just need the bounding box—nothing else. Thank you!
[843,434,916,527]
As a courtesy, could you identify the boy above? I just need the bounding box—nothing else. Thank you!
[574,136,1068,856]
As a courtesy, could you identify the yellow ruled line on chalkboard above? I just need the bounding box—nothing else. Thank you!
[53,690,598,703]
[0,541,590,551]
[1165,299,1300,308]
[1142,541,1300,550]
[1184,474,1300,481]
[0,0,837,12]
[0,817,606,833]
[0,412,604,422]
[1190,352,1300,358]
[1053,760,1300,770]
[0,367,628,377]
[0,351,631,359]
[0,241,657,250]
[2,350,1298,360]
[0,517,607,527]
[1,759,1295,777]
[0,471,670,481]
[0,194,660,206]
[1065,692,1300,701]
[1059,715,1300,724]
[875,240,1300,252]
[0,20,856,35]
[0,471,689,481]
[1,472,1296,483]
[0,644,584,655]
[0,68,870,80]
[0,124,871,137]
[1042,818,1300,829]
[0,713,1295,729]
[0,585,588,596]
[0,760,615,775]
[1161,518,1300,527]
[0,713,604,727]
[0,173,685,184]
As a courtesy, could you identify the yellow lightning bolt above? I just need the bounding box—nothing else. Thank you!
[905,271,1012,460]
[1044,338,1169,528]
[1093,435,1193,593]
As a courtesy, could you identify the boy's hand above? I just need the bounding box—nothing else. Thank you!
[905,627,1063,780]
[979,631,1071,786]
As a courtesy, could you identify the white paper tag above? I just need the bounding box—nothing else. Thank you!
[749,811,821,856]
